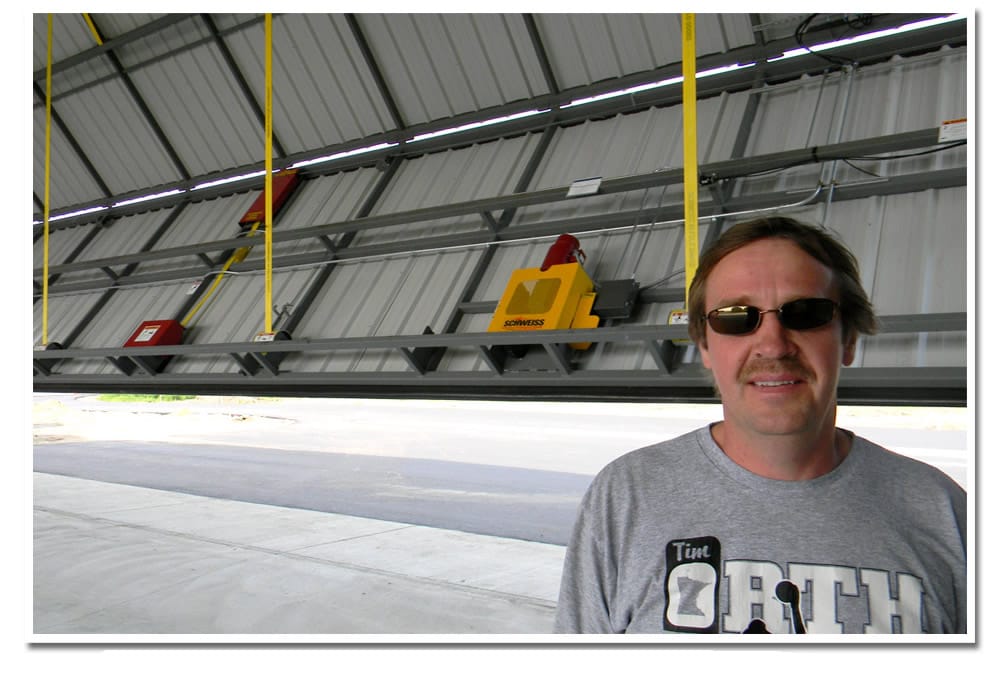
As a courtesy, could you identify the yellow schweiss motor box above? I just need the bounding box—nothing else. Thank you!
[487,261,600,350]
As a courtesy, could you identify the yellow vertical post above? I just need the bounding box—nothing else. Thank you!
[264,13,274,334]
[82,13,103,45]
[681,13,699,308]
[42,14,53,346]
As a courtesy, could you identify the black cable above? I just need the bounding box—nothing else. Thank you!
[717,140,966,182]
[848,140,966,161]
[841,158,882,178]
[795,14,851,67]
[794,13,866,68]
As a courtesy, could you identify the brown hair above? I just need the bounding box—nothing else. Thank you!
[686,216,878,347]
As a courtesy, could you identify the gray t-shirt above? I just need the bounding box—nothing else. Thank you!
[554,426,966,634]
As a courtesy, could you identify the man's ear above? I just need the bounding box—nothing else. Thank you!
[842,331,858,367]
[699,340,712,370]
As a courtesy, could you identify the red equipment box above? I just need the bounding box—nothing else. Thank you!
[239,169,301,227]
[121,319,185,374]
[123,319,185,348]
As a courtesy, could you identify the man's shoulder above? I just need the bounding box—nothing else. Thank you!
[852,434,966,495]
[577,426,714,512]
[595,427,710,480]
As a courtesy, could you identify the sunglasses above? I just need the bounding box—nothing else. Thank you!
[704,298,839,336]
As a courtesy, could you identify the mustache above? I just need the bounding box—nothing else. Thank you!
[738,358,815,383]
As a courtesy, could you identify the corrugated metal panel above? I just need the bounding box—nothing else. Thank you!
[129,42,264,177]
[509,92,749,229]
[533,14,755,91]
[830,189,967,369]
[356,14,550,125]
[76,209,178,261]
[751,48,965,152]
[731,47,967,199]
[32,220,98,272]
[271,167,383,259]
[283,249,487,374]
[33,289,107,348]
[32,108,108,209]
[841,47,967,140]
[50,78,183,194]
[712,13,759,53]
[129,193,254,275]
[221,14,397,154]
[355,133,543,247]
[108,15,208,66]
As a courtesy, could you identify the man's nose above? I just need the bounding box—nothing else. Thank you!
[752,310,797,358]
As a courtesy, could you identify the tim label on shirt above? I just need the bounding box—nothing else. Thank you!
[664,536,925,634]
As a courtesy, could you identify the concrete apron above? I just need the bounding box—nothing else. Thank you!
[33,472,564,638]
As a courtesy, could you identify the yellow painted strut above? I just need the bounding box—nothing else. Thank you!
[180,221,262,327]
[82,13,103,45]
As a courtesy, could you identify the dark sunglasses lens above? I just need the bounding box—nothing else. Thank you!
[779,299,837,330]
[708,307,760,335]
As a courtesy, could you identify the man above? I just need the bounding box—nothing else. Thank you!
[554,216,966,634]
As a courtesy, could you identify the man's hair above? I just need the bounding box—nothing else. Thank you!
[686,215,879,347]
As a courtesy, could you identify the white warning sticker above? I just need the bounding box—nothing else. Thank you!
[938,118,967,143]
[134,325,160,343]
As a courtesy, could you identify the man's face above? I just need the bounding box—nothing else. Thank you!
[698,237,856,439]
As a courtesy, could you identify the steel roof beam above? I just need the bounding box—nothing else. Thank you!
[523,14,560,94]
[346,13,406,131]
[30,312,964,363]
[30,364,966,406]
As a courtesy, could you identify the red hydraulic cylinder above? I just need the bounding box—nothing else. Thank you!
[541,233,585,271]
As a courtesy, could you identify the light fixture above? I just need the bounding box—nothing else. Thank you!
[768,13,964,62]
[112,189,184,208]
[404,109,552,144]
[290,141,399,169]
